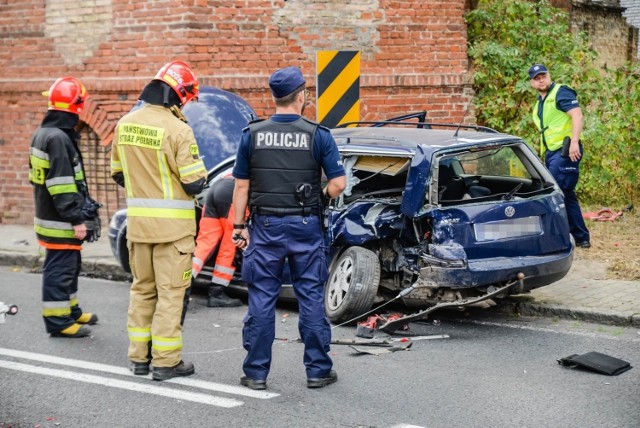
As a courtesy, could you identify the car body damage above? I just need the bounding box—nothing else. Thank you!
[326,202,404,246]
[110,108,575,326]
[322,123,574,323]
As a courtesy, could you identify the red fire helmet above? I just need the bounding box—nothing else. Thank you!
[154,61,199,106]
[43,77,89,115]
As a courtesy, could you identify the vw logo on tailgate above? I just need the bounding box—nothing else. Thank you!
[504,206,515,217]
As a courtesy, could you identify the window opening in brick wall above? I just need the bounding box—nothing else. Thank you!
[77,123,126,223]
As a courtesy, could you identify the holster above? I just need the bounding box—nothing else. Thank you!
[561,136,571,158]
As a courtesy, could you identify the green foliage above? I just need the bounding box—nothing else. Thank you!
[580,66,640,205]
[466,0,639,206]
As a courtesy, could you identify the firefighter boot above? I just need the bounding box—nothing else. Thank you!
[130,361,151,375]
[130,342,152,375]
[50,323,92,338]
[76,312,99,325]
[207,285,242,307]
[152,360,195,381]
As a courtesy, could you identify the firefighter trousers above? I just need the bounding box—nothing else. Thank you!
[41,249,84,333]
[193,205,238,287]
[211,209,238,287]
[127,236,194,368]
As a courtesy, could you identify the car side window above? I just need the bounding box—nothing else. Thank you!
[457,147,532,179]
[437,146,541,204]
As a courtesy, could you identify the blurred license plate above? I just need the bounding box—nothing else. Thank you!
[474,216,541,242]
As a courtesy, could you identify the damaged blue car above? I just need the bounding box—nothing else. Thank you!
[323,117,573,326]
[110,107,574,326]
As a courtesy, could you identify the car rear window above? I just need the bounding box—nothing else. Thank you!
[436,145,552,205]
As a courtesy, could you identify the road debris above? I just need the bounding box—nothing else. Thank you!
[349,342,412,355]
[583,208,623,222]
[331,334,449,356]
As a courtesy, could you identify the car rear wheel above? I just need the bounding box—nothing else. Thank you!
[325,246,380,325]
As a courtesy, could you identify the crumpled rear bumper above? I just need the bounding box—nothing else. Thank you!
[420,248,574,292]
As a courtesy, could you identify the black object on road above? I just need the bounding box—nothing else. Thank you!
[558,351,632,376]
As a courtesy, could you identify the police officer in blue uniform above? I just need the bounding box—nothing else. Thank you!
[231,66,346,390]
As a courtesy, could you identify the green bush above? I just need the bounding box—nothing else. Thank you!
[466,0,639,206]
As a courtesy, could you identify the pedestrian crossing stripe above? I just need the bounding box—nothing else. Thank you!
[316,50,360,128]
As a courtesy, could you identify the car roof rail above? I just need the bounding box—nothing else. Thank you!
[420,123,499,133]
[337,119,499,134]
[335,111,498,133]
[336,111,430,129]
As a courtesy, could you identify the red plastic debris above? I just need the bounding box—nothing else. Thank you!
[583,208,623,222]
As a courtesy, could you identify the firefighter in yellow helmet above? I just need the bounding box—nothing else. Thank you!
[111,61,207,381]
[29,77,101,339]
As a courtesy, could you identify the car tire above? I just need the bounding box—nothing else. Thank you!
[325,246,380,325]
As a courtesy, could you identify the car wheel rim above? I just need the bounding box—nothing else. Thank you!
[327,256,353,311]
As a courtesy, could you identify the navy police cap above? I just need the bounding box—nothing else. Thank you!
[528,64,548,79]
[269,66,306,98]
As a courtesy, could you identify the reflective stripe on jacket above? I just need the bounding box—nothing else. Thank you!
[29,119,86,249]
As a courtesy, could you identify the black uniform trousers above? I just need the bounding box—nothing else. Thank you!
[42,248,84,333]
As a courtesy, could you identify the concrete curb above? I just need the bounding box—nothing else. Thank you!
[0,251,132,283]
[500,299,640,328]
[0,252,39,270]
[2,250,639,328]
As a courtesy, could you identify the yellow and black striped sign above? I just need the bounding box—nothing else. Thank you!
[316,50,360,128]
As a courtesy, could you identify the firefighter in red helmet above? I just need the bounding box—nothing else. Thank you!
[29,77,101,338]
[111,61,206,381]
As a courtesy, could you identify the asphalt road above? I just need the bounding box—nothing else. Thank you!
[1,269,639,428]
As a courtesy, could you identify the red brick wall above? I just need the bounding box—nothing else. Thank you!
[0,0,472,224]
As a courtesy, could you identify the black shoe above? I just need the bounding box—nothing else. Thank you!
[240,376,267,390]
[576,241,591,249]
[50,324,92,338]
[130,361,151,376]
[307,370,338,389]
[207,286,242,307]
[152,360,195,381]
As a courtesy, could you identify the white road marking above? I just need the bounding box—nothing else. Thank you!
[0,347,278,399]
[389,424,426,428]
[0,359,242,408]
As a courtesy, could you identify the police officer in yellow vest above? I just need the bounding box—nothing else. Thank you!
[529,64,590,248]
[111,61,207,381]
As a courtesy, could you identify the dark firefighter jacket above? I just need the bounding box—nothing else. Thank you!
[29,111,88,250]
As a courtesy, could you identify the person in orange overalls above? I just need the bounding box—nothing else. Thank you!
[192,176,244,307]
